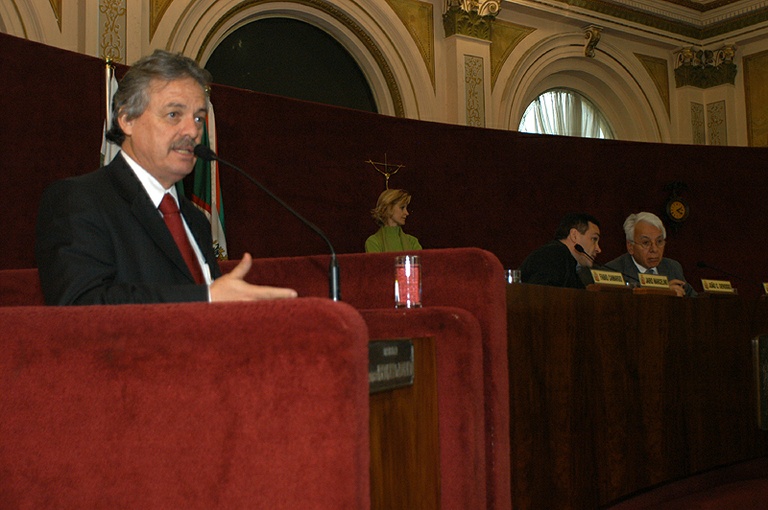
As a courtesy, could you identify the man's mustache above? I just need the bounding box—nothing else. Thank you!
[171,137,197,151]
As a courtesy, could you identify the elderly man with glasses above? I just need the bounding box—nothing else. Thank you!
[605,212,697,297]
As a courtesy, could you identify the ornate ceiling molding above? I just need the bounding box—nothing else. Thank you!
[513,0,768,40]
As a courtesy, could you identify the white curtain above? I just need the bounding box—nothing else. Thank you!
[520,89,613,139]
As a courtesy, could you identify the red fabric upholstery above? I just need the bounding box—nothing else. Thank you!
[228,247,511,510]
[362,307,486,510]
[0,247,509,509]
[0,299,370,509]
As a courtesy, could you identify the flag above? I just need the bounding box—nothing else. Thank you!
[191,98,228,260]
[100,60,119,166]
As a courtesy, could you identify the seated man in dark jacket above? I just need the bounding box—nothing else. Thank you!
[520,212,601,289]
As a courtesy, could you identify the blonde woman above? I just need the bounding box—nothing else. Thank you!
[365,189,422,253]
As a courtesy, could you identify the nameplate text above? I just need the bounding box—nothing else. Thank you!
[701,278,735,293]
[591,269,625,286]
[369,339,414,393]
[639,273,670,288]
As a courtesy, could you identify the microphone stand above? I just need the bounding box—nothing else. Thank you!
[696,261,745,282]
[575,244,639,284]
[194,145,341,301]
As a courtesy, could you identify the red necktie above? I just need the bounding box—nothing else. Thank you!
[159,194,205,284]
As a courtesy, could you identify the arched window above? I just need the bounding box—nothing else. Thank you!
[519,88,614,139]
[205,18,377,113]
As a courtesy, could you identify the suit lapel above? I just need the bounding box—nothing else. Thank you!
[656,259,672,279]
[625,254,641,281]
[107,155,196,282]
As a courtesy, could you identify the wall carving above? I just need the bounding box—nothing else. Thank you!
[583,25,601,58]
[99,0,126,62]
[691,102,704,145]
[674,45,737,88]
[443,5,497,40]
[447,0,500,17]
[464,54,484,127]
[707,100,726,146]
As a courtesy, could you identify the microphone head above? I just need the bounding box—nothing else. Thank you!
[574,243,597,263]
[193,144,217,162]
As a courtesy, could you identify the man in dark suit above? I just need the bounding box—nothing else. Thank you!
[520,212,602,289]
[605,212,696,297]
[35,50,297,305]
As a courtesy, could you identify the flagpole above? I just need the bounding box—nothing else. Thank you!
[105,58,114,127]
[101,58,119,166]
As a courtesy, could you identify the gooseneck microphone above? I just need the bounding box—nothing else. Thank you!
[696,261,745,282]
[575,244,639,283]
[574,243,594,262]
[194,145,341,301]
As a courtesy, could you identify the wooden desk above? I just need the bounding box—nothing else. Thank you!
[370,336,440,510]
[507,284,768,509]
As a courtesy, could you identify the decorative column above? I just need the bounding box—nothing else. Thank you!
[442,0,500,127]
[673,45,737,145]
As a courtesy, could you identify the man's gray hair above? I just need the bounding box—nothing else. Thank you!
[105,50,211,146]
[623,212,667,240]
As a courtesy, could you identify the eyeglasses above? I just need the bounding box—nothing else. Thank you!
[631,238,665,250]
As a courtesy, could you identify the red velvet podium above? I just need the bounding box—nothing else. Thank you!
[0,247,508,510]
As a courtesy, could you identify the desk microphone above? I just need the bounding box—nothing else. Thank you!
[194,145,341,302]
[574,244,639,283]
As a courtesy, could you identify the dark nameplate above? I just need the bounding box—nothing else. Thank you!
[369,339,414,393]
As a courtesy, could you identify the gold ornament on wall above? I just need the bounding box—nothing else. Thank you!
[583,25,602,58]
[366,155,405,189]
[99,0,126,62]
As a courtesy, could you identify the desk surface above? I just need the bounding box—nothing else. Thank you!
[507,283,768,509]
